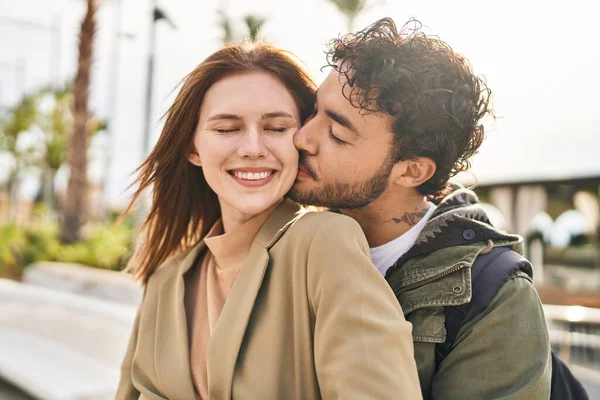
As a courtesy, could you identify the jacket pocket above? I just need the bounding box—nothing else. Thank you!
[408,307,446,343]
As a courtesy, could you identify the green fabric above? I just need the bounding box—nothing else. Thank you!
[386,186,552,399]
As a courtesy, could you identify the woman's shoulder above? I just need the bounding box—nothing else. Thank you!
[146,244,202,286]
[288,211,373,277]
[287,210,365,242]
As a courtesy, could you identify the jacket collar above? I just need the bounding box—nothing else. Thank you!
[386,185,522,279]
[153,199,304,399]
[384,185,524,319]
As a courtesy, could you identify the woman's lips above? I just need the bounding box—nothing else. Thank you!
[229,169,277,187]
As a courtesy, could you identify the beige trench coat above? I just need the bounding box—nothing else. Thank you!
[116,200,421,400]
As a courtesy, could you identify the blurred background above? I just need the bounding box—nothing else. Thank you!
[0,0,599,398]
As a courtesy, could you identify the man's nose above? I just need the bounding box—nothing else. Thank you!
[293,119,318,155]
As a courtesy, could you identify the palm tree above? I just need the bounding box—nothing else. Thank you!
[60,0,98,243]
[217,9,233,44]
[326,0,370,32]
[216,10,267,44]
[0,94,38,220]
[32,86,106,217]
[242,15,266,41]
[36,87,71,216]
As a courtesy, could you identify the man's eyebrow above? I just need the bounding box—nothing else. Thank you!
[206,113,242,122]
[262,111,294,119]
[325,108,361,137]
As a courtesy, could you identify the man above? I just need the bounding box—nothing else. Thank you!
[289,18,551,399]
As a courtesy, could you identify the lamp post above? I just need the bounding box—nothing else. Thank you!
[141,0,176,158]
[102,0,137,214]
[135,1,175,226]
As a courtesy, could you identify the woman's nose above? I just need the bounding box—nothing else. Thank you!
[238,128,268,159]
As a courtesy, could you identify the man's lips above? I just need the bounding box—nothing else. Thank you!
[297,165,308,177]
[296,164,315,180]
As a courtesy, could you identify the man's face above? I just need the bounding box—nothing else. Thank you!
[288,68,396,209]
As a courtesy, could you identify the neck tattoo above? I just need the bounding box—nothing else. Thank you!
[386,207,429,226]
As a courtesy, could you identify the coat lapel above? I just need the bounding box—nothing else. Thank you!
[206,199,304,398]
[206,242,270,399]
[154,241,207,399]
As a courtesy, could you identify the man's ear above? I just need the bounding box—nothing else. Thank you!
[188,150,202,167]
[391,157,436,188]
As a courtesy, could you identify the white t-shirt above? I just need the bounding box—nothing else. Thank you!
[370,203,437,276]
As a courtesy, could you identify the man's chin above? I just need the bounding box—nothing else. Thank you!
[291,178,310,191]
[287,182,317,205]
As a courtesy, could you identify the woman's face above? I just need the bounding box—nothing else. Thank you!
[190,72,301,225]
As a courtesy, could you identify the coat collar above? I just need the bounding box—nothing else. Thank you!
[174,198,303,277]
[254,198,305,248]
[154,198,304,399]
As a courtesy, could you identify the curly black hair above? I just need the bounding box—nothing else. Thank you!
[326,18,492,198]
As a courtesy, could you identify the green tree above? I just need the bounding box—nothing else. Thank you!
[61,0,98,243]
[242,14,266,41]
[216,10,267,44]
[0,94,39,219]
[35,87,71,215]
[327,0,370,32]
[217,9,233,44]
[35,87,105,218]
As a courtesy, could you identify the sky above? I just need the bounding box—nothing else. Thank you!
[1,0,599,207]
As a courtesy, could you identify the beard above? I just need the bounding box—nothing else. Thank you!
[288,150,394,210]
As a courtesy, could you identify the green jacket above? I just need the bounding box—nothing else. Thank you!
[385,187,552,400]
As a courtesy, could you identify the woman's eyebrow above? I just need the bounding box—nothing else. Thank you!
[262,111,294,120]
[206,113,242,122]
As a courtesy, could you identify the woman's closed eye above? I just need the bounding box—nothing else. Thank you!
[214,127,239,133]
[265,126,292,133]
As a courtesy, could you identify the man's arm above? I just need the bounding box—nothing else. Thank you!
[431,272,551,400]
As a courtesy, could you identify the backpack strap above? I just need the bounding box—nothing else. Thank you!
[435,246,531,370]
[550,351,590,399]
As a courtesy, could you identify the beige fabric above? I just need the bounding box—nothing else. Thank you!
[184,208,274,399]
[116,199,422,400]
[184,254,209,400]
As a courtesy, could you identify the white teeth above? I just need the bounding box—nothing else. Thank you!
[233,170,273,180]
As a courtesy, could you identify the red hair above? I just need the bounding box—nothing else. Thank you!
[123,42,316,283]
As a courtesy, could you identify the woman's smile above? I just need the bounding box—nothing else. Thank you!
[228,168,278,187]
[190,71,301,223]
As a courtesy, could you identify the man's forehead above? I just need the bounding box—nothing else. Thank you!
[319,69,393,131]
[318,69,360,111]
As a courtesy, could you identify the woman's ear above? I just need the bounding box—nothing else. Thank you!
[391,157,436,188]
[188,150,202,167]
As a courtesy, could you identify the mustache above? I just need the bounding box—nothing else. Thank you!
[298,151,318,180]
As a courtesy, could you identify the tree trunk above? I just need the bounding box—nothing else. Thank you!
[60,0,97,243]
[8,169,19,222]
[42,167,57,218]
[347,15,354,32]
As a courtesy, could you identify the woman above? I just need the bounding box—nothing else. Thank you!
[117,42,421,400]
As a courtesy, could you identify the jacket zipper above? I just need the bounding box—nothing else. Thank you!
[396,262,469,295]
